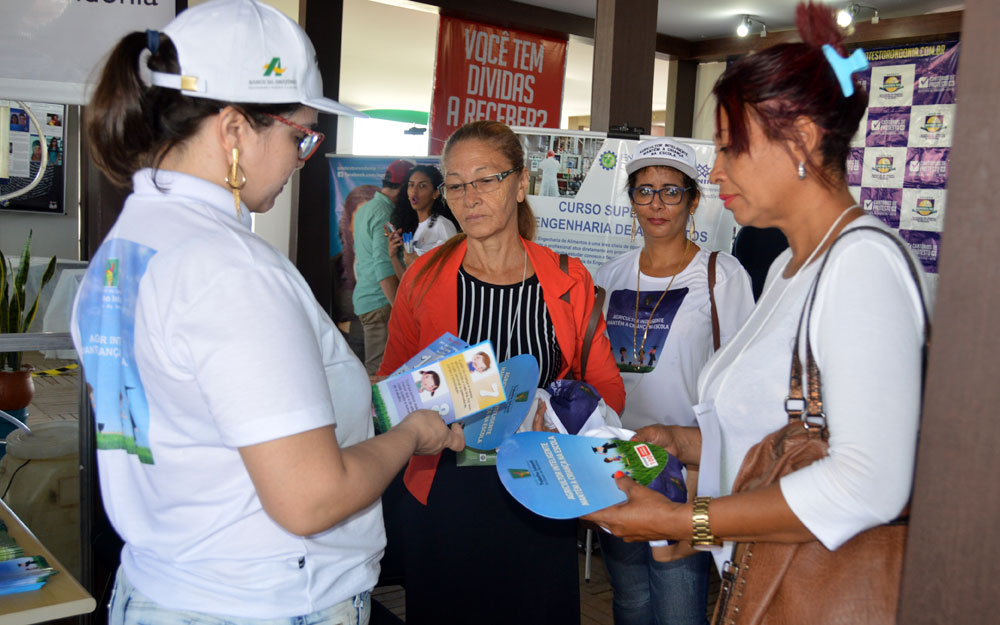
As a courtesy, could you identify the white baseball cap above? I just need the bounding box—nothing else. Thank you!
[626,138,698,180]
[149,0,364,117]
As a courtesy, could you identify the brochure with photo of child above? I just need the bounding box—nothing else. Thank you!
[496,432,687,519]
[372,339,507,432]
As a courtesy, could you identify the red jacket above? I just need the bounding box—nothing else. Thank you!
[379,238,625,414]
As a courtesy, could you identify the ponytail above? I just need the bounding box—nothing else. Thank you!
[85,32,299,188]
[85,32,156,188]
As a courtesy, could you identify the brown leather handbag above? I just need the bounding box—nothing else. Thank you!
[712,227,930,625]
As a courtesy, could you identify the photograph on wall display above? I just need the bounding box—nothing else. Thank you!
[1,101,66,214]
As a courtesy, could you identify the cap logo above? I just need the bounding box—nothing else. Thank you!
[639,143,691,162]
[263,58,286,77]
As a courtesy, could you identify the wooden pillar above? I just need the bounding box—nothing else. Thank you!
[299,0,343,313]
[671,59,697,138]
[589,0,657,134]
[896,2,998,622]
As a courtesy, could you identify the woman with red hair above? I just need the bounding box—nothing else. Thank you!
[589,3,927,622]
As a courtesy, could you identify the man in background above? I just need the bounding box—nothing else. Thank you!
[352,159,414,375]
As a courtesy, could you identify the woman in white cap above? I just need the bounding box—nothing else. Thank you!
[592,137,754,625]
[71,1,462,624]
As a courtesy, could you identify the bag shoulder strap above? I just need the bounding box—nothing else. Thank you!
[559,253,605,379]
[708,251,721,352]
[787,226,931,428]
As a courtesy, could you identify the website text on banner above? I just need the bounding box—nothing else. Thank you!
[428,16,566,154]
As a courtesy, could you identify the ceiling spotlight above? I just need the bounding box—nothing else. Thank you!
[737,16,749,37]
[736,15,767,38]
[837,3,880,27]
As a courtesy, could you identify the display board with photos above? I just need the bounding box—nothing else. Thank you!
[847,40,959,276]
[1,101,66,214]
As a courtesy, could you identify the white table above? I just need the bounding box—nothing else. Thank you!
[0,499,95,624]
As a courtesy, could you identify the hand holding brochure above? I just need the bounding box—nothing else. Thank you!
[372,339,506,431]
[496,432,687,519]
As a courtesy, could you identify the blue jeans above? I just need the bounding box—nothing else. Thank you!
[108,566,371,625]
[598,533,711,625]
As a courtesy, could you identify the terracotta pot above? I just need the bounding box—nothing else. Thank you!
[0,366,35,411]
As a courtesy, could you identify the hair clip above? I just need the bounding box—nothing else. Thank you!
[146,29,161,55]
[822,44,868,97]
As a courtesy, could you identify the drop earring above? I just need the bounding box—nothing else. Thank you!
[687,213,696,241]
[630,208,638,244]
[797,161,806,180]
[225,147,247,219]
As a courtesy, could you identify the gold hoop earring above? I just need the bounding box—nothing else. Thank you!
[225,147,247,219]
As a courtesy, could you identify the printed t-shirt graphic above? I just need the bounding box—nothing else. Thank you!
[604,287,688,374]
[76,239,157,464]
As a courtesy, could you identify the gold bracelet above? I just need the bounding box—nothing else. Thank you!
[691,496,721,549]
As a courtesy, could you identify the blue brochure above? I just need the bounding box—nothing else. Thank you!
[463,354,540,450]
[496,432,686,519]
[373,339,506,431]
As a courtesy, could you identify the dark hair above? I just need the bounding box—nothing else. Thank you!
[85,32,300,188]
[626,167,701,208]
[390,165,459,233]
[412,121,534,296]
[712,2,867,188]
[419,370,441,395]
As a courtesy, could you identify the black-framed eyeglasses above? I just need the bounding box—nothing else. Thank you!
[438,167,522,200]
[628,185,691,206]
[267,114,325,161]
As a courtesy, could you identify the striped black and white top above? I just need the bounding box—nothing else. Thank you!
[457,267,562,388]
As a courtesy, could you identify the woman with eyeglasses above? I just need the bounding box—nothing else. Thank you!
[592,138,754,625]
[377,120,625,624]
[587,4,927,623]
[386,164,460,277]
[70,2,462,623]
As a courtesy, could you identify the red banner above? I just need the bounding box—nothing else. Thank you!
[428,16,566,154]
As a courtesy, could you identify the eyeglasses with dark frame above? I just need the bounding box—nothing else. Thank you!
[267,114,325,161]
[628,185,692,206]
[438,166,522,200]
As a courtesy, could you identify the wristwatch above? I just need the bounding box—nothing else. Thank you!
[691,496,722,549]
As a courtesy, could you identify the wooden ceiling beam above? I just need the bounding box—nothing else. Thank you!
[687,11,962,62]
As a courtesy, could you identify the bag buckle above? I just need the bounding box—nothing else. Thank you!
[802,412,827,431]
[784,396,805,418]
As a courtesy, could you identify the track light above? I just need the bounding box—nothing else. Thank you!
[736,15,767,38]
[837,3,880,27]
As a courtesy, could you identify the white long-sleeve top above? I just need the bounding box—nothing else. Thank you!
[697,215,928,551]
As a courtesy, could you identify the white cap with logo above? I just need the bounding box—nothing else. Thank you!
[626,138,699,180]
[150,0,363,117]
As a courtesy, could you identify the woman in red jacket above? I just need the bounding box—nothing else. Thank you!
[378,120,624,624]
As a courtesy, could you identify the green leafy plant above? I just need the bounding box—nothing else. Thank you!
[0,231,57,371]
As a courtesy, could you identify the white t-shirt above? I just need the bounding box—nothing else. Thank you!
[70,170,382,618]
[697,216,927,553]
[594,248,754,430]
[413,214,457,256]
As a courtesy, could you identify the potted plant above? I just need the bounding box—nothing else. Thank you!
[0,230,57,416]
